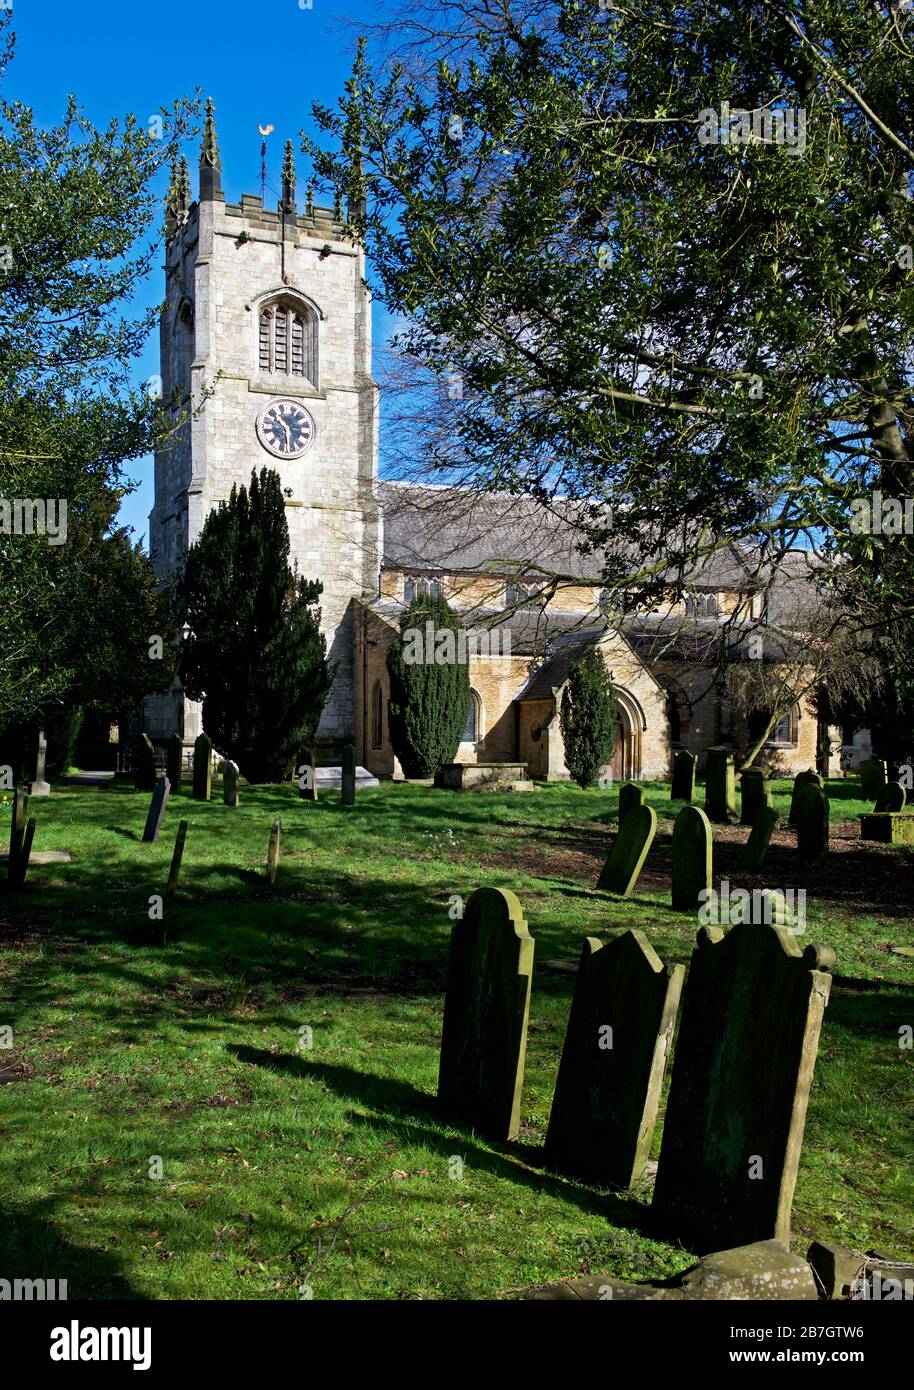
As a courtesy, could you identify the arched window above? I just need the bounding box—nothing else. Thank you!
[505,583,538,609]
[258,297,318,384]
[371,680,384,748]
[461,690,480,743]
[404,576,439,604]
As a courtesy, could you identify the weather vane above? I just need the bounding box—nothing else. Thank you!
[258,123,274,201]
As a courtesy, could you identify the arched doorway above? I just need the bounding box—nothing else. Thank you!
[612,703,633,780]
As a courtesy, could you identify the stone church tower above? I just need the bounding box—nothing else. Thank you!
[146,101,381,747]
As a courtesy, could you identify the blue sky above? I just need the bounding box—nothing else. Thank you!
[6,0,391,545]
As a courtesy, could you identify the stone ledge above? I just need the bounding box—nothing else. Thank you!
[434,762,529,791]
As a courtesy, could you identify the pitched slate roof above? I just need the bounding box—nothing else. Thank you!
[378,480,775,589]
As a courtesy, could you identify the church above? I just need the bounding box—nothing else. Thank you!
[146,112,843,783]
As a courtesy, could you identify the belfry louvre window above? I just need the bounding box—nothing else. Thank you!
[258,300,318,384]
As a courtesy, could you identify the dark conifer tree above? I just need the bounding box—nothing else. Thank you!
[180,468,332,782]
[387,592,470,777]
[559,649,617,789]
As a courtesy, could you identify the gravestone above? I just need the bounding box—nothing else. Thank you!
[192,733,212,801]
[795,783,829,858]
[437,886,535,1142]
[704,747,737,823]
[652,921,835,1252]
[30,729,50,796]
[341,743,356,807]
[159,820,188,946]
[166,734,183,793]
[142,776,171,843]
[545,931,684,1188]
[874,781,905,814]
[9,784,28,862]
[741,806,780,870]
[739,768,772,826]
[788,769,822,825]
[671,805,713,911]
[617,782,643,824]
[133,733,157,792]
[671,749,697,802]
[267,818,281,884]
[223,760,240,807]
[298,746,318,802]
[8,817,36,891]
[859,757,887,801]
[165,821,188,905]
[597,804,657,897]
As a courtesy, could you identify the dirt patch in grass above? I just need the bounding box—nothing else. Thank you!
[0,1054,34,1084]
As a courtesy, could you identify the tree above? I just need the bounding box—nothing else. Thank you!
[180,469,333,783]
[386,591,470,776]
[0,17,195,728]
[559,648,617,789]
[308,0,914,633]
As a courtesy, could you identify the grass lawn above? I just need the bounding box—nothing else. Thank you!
[1,775,912,1300]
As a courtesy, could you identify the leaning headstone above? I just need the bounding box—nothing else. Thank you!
[859,757,887,801]
[597,804,657,897]
[223,760,240,807]
[795,783,829,858]
[341,743,356,807]
[437,886,535,1142]
[133,733,157,792]
[874,781,906,814]
[788,769,822,825]
[652,922,835,1252]
[741,806,780,870]
[29,730,51,796]
[158,820,188,946]
[142,776,171,843]
[298,746,318,802]
[267,818,281,884]
[617,782,643,824]
[166,733,183,794]
[9,784,28,862]
[671,749,697,802]
[545,931,684,1188]
[8,817,36,891]
[192,733,212,801]
[739,768,772,826]
[704,746,736,822]
[671,805,713,911]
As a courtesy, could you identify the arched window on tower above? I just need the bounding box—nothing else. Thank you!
[258,297,318,385]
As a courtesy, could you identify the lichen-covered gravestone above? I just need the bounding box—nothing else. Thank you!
[652,922,835,1252]
[597,804,657,897]
[859,757,887,801]
[142,776,171,843]
[788,768,822,825]
[617,782,643,824]
[874,781,906,814]
[298,746,318,802]
[267,819,281,884]
[8,784,28,871]
[704,747,736,822]
[795,782,829,858]
[671,749,697,802]
[341,743,356,807]
[545,931,684,1188]
[437,886,535,1142]
[223,760,240,807]
[166,734,183,794]
[133,733,157,792]
[741,806,780,870]
[192,734,212,801]
[672,805,713,911]
[30,729,50,796]
[739,768,772,826]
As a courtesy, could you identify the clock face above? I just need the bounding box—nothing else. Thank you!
[256,399,316,459]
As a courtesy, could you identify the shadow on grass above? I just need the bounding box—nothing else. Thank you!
[0,1198,142,1300]
[229,1046,654,1237]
